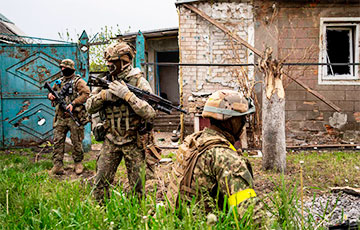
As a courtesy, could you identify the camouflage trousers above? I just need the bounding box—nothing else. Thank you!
[94,138,146,203]
[53,116,84,166]
[237,197,269,228]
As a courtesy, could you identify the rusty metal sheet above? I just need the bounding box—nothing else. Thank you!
[0,31,91,150]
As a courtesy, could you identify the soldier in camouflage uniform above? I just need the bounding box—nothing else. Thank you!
[86,41,157,203]
[167,90,265,225]
[48,59,90,175]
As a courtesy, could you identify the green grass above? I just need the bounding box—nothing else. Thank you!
[0,153,242,229]
[250,151,360,195]
[83,160,96,171]
[290,151,360,190]
[1,150,355,229]
[91,135,103,145]
[161,151,176,161]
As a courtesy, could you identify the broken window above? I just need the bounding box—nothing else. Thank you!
[326,27,354,75]
[319,18,359,84]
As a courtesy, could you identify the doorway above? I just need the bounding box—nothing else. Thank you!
[156,51,180,105]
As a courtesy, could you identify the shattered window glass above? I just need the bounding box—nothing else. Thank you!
[325,26,355,77]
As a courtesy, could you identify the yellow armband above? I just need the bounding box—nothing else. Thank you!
[228,143,236,151]
[228,188,256,206]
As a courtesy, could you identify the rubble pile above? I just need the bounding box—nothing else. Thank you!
[304,192,360,226]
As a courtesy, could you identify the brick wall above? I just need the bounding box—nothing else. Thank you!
[256,1,360,145]
[178,0,255,130]
[179,0,360,144]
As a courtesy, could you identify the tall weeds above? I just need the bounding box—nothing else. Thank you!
[0,152,339,229]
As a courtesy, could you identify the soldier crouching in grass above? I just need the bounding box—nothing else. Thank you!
[167,90,267,227]
[48,59,90,175]
[85,41,156,204]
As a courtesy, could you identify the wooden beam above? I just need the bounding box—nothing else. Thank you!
[330,187,360,197]
[286,143,360,149]
[159,143,360,150]
[182,3,341,112]
[285,75,341,112]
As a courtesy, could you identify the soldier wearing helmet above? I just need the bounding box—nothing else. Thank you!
[167,90,265,226]
[86,41,157,203]
[48,58,90,175]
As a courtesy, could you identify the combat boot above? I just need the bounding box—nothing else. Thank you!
[74,162,84,175]
[50,165,64,175]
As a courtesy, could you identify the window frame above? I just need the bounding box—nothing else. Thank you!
[318,17,360,85]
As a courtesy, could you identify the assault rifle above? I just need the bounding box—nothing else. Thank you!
[87,75,188,115]
[44,82,81,127]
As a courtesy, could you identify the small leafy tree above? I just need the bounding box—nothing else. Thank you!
[58,25,130,72]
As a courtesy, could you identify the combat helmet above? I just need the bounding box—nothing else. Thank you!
[60,59,75,70]
[104,41,136,62]
[202,90,255,121]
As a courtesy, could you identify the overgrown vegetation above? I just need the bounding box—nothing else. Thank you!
[91,134,103,145]
[58,25,130,72]
[0,149,359,229]
[250,151,360,195]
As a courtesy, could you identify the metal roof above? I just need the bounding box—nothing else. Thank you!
[0,23,25,43]
[116,27,178,41]
[0,13,13,24]
[175,0,201,5]
[175,0,360,5]
[0,13,26,43]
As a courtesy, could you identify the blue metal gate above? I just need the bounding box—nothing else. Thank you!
[0,31,91,151]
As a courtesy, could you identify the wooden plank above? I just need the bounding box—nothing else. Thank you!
[285,75,342,112]
[286,143,360,149]
[158,143,360,151]
[159,146,178,149]
[182,3,341,112]
[330,187,360,197]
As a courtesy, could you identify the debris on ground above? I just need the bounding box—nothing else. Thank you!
[330,187,360,197]
[304,192,360,226]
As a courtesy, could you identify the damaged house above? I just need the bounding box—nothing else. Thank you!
[116,28,185,132]
[171,0,360,147]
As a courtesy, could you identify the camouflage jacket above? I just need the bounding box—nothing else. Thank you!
[85,66,156,145]
[53,73,90,118]
[168,127,254,210]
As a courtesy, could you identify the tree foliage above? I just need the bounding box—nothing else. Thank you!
[58,25,130,72]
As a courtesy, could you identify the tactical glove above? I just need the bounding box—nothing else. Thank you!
[109,80,134,102]
[100,89,117,102]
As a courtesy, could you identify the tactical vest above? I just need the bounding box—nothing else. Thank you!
[102,73,145,143]
[55,74,82,117]
[167,130,232,207]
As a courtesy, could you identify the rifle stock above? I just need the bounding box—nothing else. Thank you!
[44,82,81,127]
[87,75,188,115]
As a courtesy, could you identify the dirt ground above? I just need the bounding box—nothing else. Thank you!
[48,132,270,197]
[44,132,177,188]
[4,134,359,225]
[28,132,359,202]
[35,132,294,196]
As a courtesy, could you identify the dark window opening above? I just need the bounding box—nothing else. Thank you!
[326,27,354,76]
